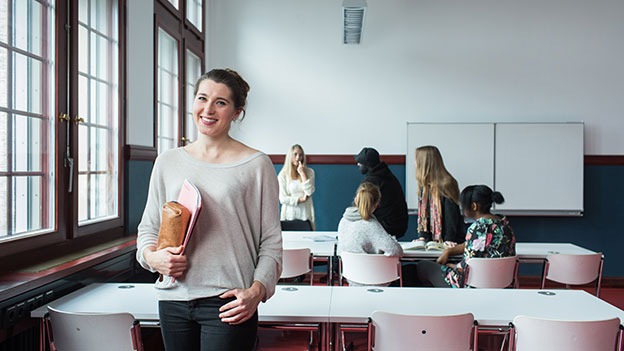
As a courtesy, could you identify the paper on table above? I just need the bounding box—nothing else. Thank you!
[304,235,337,242]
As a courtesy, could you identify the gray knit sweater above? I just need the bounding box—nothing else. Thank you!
[136,148,282,301]
[337,207,403,257]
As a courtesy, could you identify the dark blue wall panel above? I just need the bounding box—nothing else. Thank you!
[129,160,623,276]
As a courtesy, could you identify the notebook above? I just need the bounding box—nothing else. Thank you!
[156,179,202,289]
[176,179,202,255]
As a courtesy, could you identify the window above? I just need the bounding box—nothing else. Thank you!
[156,28,179,154]
[155,0,204,154]
[0,0,125,256]
[0,0,56,240]
[184,49,201,142]
[77,0,120,226]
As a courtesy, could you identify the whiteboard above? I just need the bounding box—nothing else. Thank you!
[494,123,584,214]
[406,123,495,210]
[406,122,584,215]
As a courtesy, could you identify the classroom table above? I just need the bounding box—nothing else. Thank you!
[328,286,624,351]
[32,283,333,351]
[400,242,596,261]
[282,231,337,285]
[32,283,624,351]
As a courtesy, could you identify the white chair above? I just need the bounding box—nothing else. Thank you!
[280,248,314,285]
[339,251,402,287]
[46,306,143,351]
[463,256,518,288]
[512,315,621,351]
[540,252,604,296]
[369,311,477,351]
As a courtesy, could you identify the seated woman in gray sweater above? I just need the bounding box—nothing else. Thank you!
[337,182,403,286]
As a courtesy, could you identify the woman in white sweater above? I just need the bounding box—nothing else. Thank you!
[337,182,403,286]
[278,144,315,230]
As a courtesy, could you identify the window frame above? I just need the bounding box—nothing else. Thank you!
[0,0,127,260]
[154,0,204,152]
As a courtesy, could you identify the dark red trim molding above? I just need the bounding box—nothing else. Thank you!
[270,154,624,166]
[125,145,158,161]
[269,154,406,165]
[127,151,624,166]
[585,155,624,166]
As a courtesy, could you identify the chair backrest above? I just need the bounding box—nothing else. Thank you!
[370,311,476,351]
[280,248,313,280]
[542,253,603,295]
[512,315,621,351]
[464,256,518,288]
[47,306,143,351]
[340,251,401,286]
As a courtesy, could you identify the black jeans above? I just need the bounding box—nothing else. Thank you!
[159,296,258,351]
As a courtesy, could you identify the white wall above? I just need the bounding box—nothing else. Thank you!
[206,0,624,155]
[125,1,624,154]
[126,0,154,146]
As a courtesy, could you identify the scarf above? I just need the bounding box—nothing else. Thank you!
[417,187,443,241]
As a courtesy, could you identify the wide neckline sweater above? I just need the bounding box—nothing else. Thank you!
[136,148,282,301]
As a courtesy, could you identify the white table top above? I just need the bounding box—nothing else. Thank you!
[258,285,332,323]
[34,283,624,330]
[400,242,597,260]
[31,283,332,324]
[328,286,624,326]
[282,231,337,257]
[31,283,159,321]
[514,242,597,259]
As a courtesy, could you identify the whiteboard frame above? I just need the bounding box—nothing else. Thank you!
[406,122,584,216]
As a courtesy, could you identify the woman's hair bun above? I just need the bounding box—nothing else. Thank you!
[491,191,505,204]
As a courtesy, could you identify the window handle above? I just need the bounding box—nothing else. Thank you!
[74,116,85,124]
[59,113,70,122]
[180,137,190,144]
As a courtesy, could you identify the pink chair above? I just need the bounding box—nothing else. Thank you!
[46,306,144,351]
[369,311,477,351]
[540,253,604,296]
[280,248,313,285]
[463,256,518,289]
[511,315,621,351]
[339,251,402,287]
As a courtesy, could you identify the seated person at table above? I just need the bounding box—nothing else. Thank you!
[413,145,465,248]
[414,185,516,288]
[337,182,403,286]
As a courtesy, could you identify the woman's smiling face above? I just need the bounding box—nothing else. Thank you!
[192,79,241,138]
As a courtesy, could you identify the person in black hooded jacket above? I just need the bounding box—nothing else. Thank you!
[355,147,408,238]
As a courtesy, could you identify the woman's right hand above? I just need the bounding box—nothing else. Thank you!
[436,250,450,265]
[144,246,188,277]
[297,162,308,181]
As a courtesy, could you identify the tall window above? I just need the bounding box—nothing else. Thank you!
[184,49,201,142]
[157,28,179,154]
[155,0,204,154]
[0,0,124,256]
[0,0,56,240]
[77,0,120,225]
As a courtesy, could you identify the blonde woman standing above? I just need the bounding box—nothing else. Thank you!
[278,144,315,230]
[414,145,465,245]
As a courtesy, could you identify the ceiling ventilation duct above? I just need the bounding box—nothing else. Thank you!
[342,0,367,44]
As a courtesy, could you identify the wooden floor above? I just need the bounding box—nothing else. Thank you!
[143,284,624,351]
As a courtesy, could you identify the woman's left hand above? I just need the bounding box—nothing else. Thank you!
[218,281,266,325]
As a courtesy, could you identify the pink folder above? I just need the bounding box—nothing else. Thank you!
[176,179,202,256]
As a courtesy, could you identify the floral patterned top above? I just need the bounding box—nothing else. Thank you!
[442,216,516,288]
